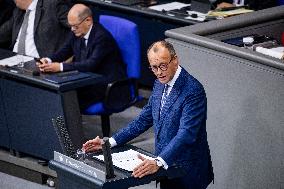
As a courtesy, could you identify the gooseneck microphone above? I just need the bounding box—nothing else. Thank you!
[102,137,115,179]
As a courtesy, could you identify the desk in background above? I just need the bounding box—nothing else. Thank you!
[76,0,201,87]
[0,49,102,160]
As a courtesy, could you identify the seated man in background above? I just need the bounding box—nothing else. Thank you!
[82,41,214,189]
[0,0,71,58]
[0,0,15,48]
[38,4,126,110]
[0,0,15,25]
[214,0,277,10]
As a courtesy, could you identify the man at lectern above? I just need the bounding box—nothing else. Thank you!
[83,41,214,189]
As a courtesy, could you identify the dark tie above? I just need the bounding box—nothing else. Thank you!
[18,10,31,55]
[160,84,170,111]
[80,38,87,60]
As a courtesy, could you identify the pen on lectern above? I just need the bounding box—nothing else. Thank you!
[9,69,18,73]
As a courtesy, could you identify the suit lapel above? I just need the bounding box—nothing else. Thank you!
[156,68,186,135]
[159,86,180,120]
[76,26,95,60]
[33,0,43,33]
[152,83,164,122]
[85,25,96,58]
[14,10,25,44]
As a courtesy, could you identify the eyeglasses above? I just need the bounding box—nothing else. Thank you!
[149,56,173,73]
[69,16,88,30]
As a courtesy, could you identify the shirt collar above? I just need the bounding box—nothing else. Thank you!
[84,24,93,40]
[166,65,181,88]
[28,0,38,11]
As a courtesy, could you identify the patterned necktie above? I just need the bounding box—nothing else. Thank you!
[160,84,170,111]
[18,10,31,55]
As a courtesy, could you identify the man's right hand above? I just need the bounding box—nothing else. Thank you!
[35,58,48,66]
[82,136,103,152]
[36,58,49,72]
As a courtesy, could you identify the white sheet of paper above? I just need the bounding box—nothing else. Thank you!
[149,2,190,11]
[93,149,155,172]
[0,55,34,67]
[269,46,284,53]
[255,46,284,59]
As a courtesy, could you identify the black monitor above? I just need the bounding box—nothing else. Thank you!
[191,0,212,13]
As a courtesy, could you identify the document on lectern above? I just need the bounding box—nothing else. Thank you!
[0,55,34,67]
[149,2,190,11]
[93,149,155,172]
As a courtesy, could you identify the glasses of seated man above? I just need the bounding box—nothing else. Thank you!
[69,16,89,30]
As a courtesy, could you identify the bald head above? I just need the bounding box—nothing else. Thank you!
[68,4,93,21]
[68,4,93,37]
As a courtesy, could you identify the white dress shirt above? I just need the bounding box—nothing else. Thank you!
[13,0,39,58]
[83,24,92,46]
[234,0,245,6]
[164,65,181,96]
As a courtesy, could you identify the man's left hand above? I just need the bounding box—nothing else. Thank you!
[132,154,160,178]
[38,62,61,73]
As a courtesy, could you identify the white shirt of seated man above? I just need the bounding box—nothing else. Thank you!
[234,0,245,6]
[13,0,40,58]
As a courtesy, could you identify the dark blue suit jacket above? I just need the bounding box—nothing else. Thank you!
[50,22,126,84]
[113,68,214,189]
[50,22,126,110]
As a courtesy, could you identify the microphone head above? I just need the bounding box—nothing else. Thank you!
[191,13,198,18]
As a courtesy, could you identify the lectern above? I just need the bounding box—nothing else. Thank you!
[49,145,185,189]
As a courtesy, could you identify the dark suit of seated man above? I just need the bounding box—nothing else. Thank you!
[0,0,71,58]
[0,0,15,48]
[0,0,15,25]
[38,4,126,110]
[82,41,214,189]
